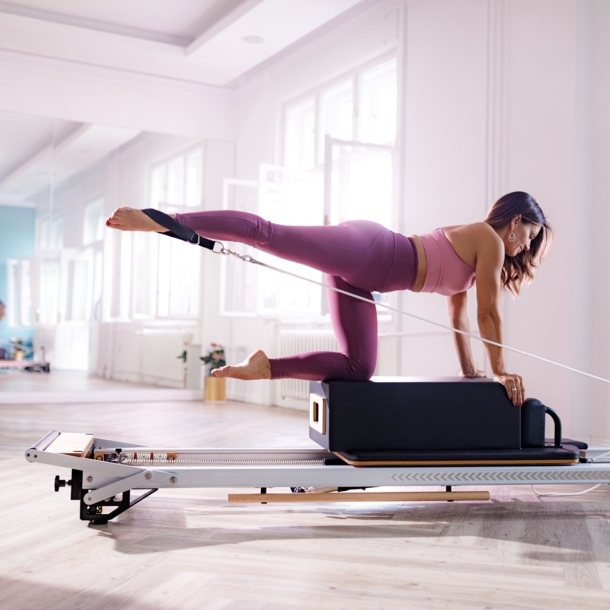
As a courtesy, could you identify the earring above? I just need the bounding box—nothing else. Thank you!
[508,232,516,242]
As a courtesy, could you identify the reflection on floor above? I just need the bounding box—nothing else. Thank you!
[0,370,159,392]
[1,393,610,608]
[0,370,200,404]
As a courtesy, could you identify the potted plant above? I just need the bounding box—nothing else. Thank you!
[201,343,226,402]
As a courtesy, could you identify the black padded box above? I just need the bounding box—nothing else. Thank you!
[309,376,521,452]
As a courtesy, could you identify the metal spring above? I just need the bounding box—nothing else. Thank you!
[120,458,326,467]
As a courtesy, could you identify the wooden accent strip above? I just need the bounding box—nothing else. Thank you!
[334,453,579,467]
[228,491,490,504]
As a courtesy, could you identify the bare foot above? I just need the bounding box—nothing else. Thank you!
[106,207,169,232]
[212,349,271,380]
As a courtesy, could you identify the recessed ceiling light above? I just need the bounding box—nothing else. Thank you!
[243,35,264,44]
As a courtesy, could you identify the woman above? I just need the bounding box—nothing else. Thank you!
[106,191,552,407]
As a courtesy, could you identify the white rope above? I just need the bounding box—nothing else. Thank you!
[531,484,603,497]
[217,245,610,385]
[531,450,610,497]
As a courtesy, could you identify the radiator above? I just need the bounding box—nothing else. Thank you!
[275,329,338,410]
[140,330,191,387]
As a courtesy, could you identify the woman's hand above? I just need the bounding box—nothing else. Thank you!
[463,370,487,378]
[493,372,525,407]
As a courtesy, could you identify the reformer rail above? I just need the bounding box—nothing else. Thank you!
[26,431,610,525]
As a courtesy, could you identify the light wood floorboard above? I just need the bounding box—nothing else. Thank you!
[1,378,610,609]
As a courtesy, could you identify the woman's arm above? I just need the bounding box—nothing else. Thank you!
[446,292,483,377]
[474,226,525,406]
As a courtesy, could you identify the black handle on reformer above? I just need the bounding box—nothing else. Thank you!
[545,406,562,448]
[141,208,218,251]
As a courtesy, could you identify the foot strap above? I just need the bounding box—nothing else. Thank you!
[141,208,218,251]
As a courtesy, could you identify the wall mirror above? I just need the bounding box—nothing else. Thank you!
[0,109,234,398]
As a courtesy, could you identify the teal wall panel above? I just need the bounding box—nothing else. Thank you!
[0,206,35,353]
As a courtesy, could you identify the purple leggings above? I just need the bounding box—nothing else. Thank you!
[175,211,418,381]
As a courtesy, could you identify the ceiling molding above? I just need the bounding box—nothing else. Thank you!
[186,0,265,56]
[0,0,367,86]
[0,1,192,46]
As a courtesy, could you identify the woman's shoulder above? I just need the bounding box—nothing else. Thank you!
[443,222,501,244]
[442,222,504,268]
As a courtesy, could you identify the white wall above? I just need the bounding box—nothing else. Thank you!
[499,0,577,434]
[399,0,490,378]
[193,0,610,437]
[574,0,610,443]
[398,0,610,442]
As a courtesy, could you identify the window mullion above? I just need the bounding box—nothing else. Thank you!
[314,91,321,169]
[352,72,359,142]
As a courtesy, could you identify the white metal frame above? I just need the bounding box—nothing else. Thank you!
[26,432,610,522]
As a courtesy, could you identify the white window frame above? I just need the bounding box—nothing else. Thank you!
[6,256,33,327]
[281,53,398,176]
[145,144,204,320]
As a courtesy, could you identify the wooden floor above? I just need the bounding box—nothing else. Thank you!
[2,375,610,609]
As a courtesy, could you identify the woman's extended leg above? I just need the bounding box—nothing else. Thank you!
[107,208,395,382]
[178,211,383,381]
[173,210,392,291]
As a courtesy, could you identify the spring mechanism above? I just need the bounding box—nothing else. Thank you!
[119,457,326,467]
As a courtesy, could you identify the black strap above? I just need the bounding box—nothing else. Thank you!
[141,208,217,251]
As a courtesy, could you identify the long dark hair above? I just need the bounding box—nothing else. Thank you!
[485,191,553,295]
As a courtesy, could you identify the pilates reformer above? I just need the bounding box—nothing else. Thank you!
[27,210,610,523]
[0,343,50,373]
[26,377,610,525]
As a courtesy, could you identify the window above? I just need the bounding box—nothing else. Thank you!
[285,98,315,171]
[150,147,203,209]
[6,257,32,327]
[39,258,59,325]
[282,56,397,316]
[220,179,259,316]
[36,213,63,250]
[220,56,397,319]
[141,146,203,319]
[359,58,398,145]
[81,198,105,322]
[83,198,104,246]
[35,211,63,325]
[285,56,397,172]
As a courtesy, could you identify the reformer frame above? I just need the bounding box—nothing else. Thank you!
[26,430,610,525]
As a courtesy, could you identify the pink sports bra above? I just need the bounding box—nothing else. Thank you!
[417,228,476,296]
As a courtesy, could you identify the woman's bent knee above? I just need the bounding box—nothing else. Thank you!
[345,356,376,381]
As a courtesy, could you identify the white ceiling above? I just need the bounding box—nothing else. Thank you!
[0,0,369,206]
[0,0,366,86]
[0,0,233,43]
